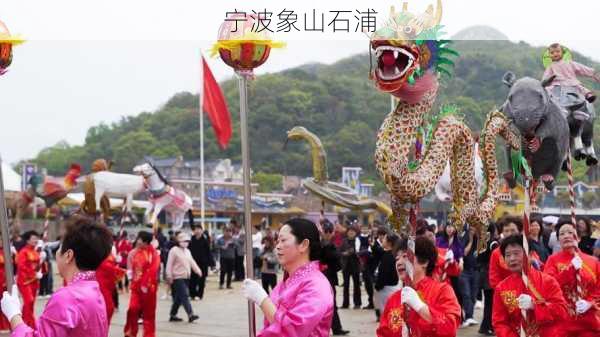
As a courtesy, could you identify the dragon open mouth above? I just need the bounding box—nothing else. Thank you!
[375,45,416,81]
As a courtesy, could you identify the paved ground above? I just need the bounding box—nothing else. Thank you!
[2,273,485,336]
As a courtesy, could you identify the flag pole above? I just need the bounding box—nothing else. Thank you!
[200,55,207,236]
[237,69,256,337]
[0,156,15,291]
[520,177,531,337]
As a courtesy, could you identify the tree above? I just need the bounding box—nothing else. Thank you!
[34,141,86,175]
[253,172,283,193]
[112,131,160,172]
[555,190,572,213]
[27,39,600,188]
[582,191,597,209]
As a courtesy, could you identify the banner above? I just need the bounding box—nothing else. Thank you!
[342,167,362,195]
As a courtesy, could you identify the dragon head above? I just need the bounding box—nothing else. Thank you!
[285,126,321,151]
[370,0,457,100]
[286,126,310,141]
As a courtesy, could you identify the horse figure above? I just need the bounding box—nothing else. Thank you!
[133,162,194,231]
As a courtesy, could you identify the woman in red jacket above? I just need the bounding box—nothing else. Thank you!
[544,220,600,337]
[377,236,461,337]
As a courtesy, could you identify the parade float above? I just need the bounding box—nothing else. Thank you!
[369,1,519,243]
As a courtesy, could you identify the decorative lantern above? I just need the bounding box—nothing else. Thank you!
[211,13,284,74]
[211,13,284,337]
[0,20,24,76]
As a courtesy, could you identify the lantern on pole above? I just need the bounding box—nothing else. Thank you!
[212,13,283,337]
[0,19,24,295]
[0,20,24,76]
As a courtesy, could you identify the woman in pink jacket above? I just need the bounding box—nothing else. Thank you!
[242,218,334,337]
[1,215,111,337]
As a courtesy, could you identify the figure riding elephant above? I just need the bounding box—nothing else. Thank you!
[547,85,597,165]
[500,72,570,190]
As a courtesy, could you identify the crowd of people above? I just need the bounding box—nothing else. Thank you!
[0,216,278,337]
[0,213,597,337]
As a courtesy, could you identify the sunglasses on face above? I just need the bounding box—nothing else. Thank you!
[323,229,334,234]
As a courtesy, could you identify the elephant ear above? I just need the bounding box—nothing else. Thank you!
[502,71,516,87]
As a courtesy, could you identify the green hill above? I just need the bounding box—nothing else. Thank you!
[30,34,600,189]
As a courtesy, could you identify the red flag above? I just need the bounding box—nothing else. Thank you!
[202,56,232,149]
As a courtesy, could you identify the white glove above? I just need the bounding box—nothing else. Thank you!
[151,239,159,249]
[126,270,133,281]
[401,286,426,312]
[40,251,47,262]
[1,285,21,321]
[10,246,16,256]
[571,255,583,270]
[517,294,534,310]
[141,286,148,294]
[242,279,268,305]
[36,241,44,250]
[36,271,43,279]
[576,299,592,314]
[115,255,123,264]
[402,324,409,337]
[444,249,454,262]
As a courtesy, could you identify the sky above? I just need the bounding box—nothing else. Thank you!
[2,0,600,165]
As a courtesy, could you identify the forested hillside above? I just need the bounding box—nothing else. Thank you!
[31,28,600,188]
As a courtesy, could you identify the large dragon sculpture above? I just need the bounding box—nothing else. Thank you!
[371,1,520,237]
[285,126,392,217]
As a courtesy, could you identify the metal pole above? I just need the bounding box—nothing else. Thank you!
[200,55,207,236]
[237,71,256,337]
[520,178,530,337]
[0,156,15,291]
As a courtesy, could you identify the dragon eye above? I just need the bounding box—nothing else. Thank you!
[403,26,413,34]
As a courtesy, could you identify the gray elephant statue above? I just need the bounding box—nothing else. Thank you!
[500,71,570,190]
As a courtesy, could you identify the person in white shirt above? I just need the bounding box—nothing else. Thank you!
[252,224,264,278]
[166,232,202,323]
[543,216,561,254]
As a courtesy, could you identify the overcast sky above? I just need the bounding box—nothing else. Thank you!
[2,0,600,164]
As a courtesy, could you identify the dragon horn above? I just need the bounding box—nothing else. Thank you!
[402,2,408,12]
[425,4,434,15]
[434,0,443,25]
